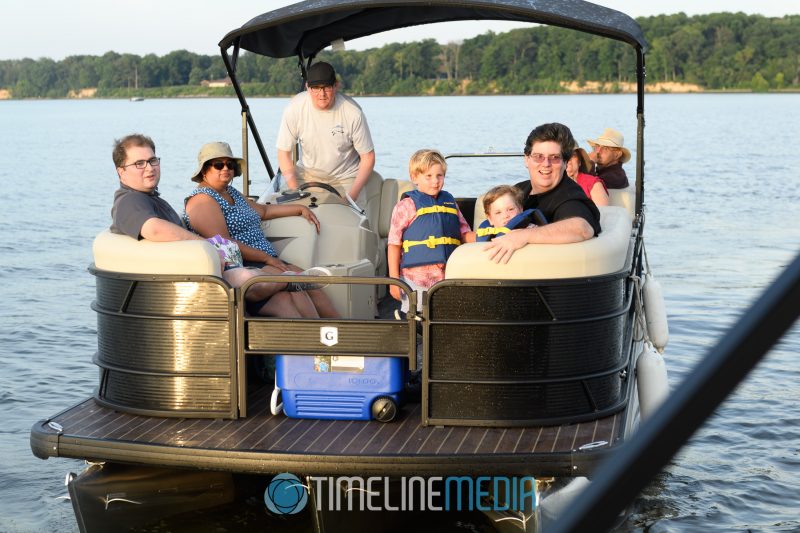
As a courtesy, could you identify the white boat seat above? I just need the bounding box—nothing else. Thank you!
[445,206,633,279]
[92,229,221,276]
[378,178,415,238]
[473,193,488,231]
[608,183,635,218]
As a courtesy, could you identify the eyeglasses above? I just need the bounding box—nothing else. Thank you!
[308,85,334,94]
[594,145,618,153]
[121,157,160,170]
[209,160,237,171]
[528,153,563,165]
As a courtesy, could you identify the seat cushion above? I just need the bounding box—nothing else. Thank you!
[445,206,633,280]
[93,230,221,275]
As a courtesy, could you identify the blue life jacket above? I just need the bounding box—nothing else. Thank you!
[475,209,545,242]
[400,190,462,268]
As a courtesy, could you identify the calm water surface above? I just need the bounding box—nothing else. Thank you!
[0,94,798,531]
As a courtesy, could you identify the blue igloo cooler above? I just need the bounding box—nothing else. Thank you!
[276,354,405,422]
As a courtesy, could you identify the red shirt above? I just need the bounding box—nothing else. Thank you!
[575,172,608,200]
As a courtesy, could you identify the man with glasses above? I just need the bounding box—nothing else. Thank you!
[111,133,202,241]
[587,128,630,189]
[109,134,296,314]
[276,61,377,209]
[486,123,601,264]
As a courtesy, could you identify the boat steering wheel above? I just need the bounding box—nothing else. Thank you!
[298,181,343,198]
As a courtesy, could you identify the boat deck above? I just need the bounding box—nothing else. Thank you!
[31,386,632,478]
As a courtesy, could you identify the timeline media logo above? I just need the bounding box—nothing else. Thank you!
[264,473,309,515]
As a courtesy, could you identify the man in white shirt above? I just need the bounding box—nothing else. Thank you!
[276,62,377,208]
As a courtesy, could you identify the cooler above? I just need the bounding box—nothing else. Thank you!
[276,354,405,421]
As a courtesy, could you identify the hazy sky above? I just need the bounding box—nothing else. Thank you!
[3,0,798,60]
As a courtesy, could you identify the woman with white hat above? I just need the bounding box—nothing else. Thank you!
[183,141,338,319]
[587,128,630,189]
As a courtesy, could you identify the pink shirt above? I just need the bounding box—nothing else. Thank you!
[388,196,472,288]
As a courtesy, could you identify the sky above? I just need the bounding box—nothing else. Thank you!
[2,0,798,61]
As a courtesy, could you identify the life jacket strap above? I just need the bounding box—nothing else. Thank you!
[402,235,461,253]
[476,226,510,238]
[416,205,458,216]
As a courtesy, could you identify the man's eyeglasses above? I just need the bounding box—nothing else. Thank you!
[308,85,334,94]
[209,160,237,171]
[528,153,563,165]
[121,157,160,170]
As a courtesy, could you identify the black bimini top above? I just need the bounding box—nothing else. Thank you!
[219,0,647,59]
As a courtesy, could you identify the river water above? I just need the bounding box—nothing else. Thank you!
[1,93,798,531]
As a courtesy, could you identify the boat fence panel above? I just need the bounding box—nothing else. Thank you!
[237,276,416,417]
[91,271,238,419]
[422,274,634,427]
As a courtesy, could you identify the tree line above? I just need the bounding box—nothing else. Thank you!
[1,12,797,98]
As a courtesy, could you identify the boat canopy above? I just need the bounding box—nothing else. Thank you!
[219,0,647,59]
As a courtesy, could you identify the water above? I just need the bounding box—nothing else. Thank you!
[1,94,798,531]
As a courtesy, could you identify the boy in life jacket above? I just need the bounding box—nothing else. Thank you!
[476,185,547,241]
[387,149,475,312]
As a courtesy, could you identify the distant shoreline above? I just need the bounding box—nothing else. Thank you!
[1,83,798,101]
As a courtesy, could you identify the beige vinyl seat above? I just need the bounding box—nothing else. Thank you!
[447,206,633,280]
[92,230,221,275]
[608,184,635,218]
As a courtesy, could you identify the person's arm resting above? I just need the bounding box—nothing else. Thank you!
[485,217,594,264]
[140,217,203,242]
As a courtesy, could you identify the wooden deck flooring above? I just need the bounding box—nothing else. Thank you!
[32,386,631,478]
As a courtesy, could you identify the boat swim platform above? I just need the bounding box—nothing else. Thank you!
[31,385,634,478]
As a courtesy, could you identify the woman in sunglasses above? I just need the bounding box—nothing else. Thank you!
[183,141,338,319]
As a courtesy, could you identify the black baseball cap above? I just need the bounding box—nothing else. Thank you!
[305,62,336,86]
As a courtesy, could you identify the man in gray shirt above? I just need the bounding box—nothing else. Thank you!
[110,133,202,241]
[109,133,320,309]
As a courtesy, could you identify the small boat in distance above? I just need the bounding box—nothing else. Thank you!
[30,1,669,531]
[129,96,144,102]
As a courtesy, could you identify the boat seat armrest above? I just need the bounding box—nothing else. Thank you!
[445,206,633,279]
[92,229,221,276]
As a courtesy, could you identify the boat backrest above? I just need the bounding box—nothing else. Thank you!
[92,229,222,276]
[445,206,633,279]
[361,170,385,233]
[608,184,635,218]
[473,193,489,230]
[378,178,415,238]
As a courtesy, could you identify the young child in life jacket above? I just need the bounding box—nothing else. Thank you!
[387,149,475,312]
[475,185,547,242]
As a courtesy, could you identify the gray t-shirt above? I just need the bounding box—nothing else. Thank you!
[276,91,374,181]
[110,184,182,240]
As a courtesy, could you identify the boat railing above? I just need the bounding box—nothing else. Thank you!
[87,215,644,424]
[90,268,239,419]
[421,267,637,427]
[235,275,419,417]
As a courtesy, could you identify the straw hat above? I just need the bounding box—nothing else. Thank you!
[190,142,245,182]
[587,128,631,163]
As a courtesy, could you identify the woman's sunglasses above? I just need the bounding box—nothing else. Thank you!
[209,160,237,171]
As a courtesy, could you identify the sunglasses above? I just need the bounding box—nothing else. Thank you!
[209,160,237,171]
